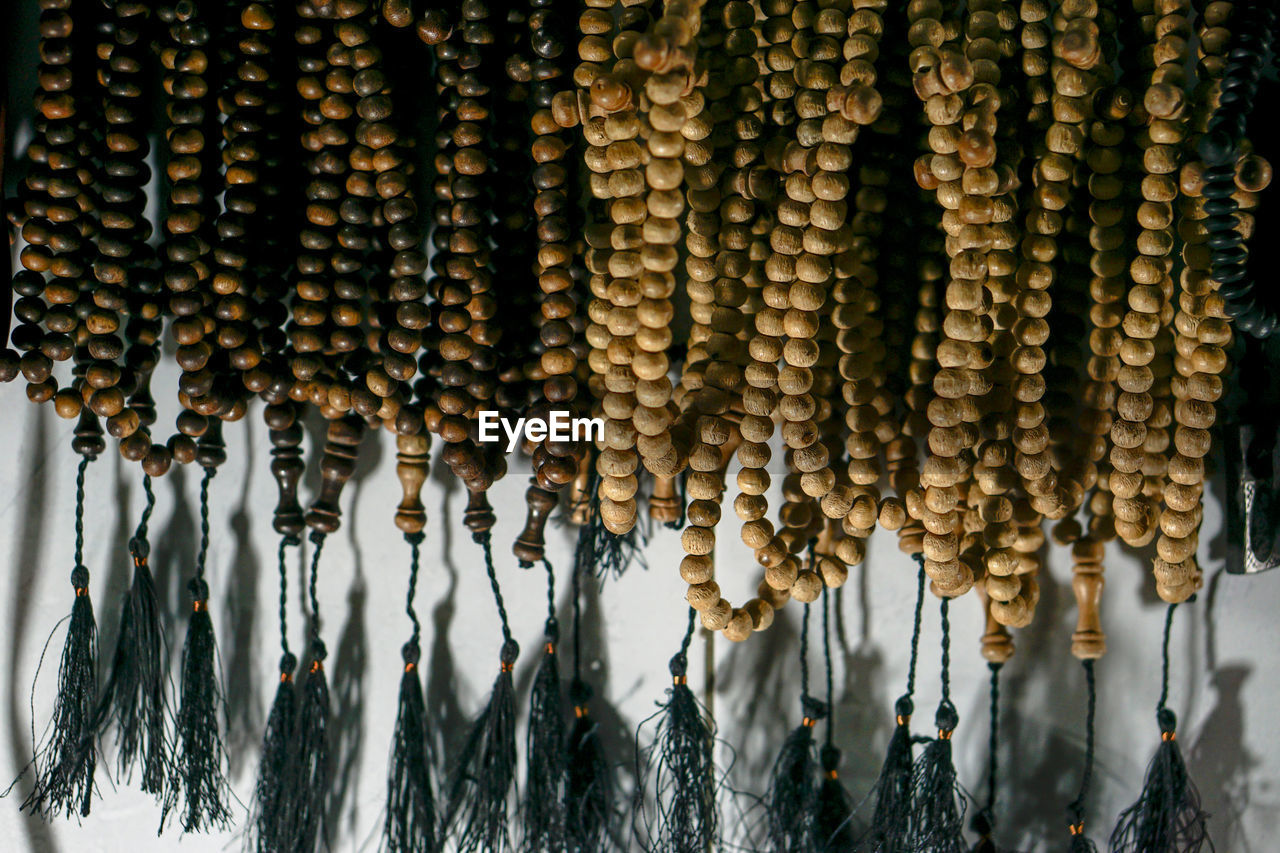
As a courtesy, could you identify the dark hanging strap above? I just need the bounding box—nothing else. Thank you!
[478,531,514,648]
[1156,602,1178,716]
[822,590,835,748]
[128,474,156,561]
[542,558,558,643]
[276,535,298,670]
[898,556,928,720]
[1068,659,1097,832]
[404,532,425,659]
[306,531,327,658]
[192,466,215,599]
[73,456,91,576]
[937,596,957,734]
[670,605,696,680]
[985,661,1002,817]
[799,601,812,704]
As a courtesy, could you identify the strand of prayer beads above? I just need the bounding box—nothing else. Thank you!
[629,0,708,481]
[1109,0,1188,552]
[432,1,506,509]
[13,0,98,411]
[672,0,746,639]
[586,0,653,536]
[911,0,987,600]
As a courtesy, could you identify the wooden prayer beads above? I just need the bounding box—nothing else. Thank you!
[3,0,1271,648]
[1110,0,1191,557]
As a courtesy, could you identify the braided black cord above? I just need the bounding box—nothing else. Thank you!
[193,467,215,584]
[1157,602,1178,713]
[669,606,696,678]
[405,532,425,654]
[905,557,927,701]
[307,531,326,648]
[1068,659,1097,827]
[277,536,295,664]
[542,558,558,641]
[129,474,156,557]
[936,597,958,733]
[72,456,90,574]
[799,602,812,703]
[986,662,1002,816]
[822,590,835,747]
[479,532,513,645]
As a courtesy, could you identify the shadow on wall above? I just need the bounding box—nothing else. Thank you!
[4,404,62,853]
[1187,568,1258,853]
[223,420,262,779]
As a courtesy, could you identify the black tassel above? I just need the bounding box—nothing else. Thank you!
[565,549,614,853]
[906,701,966,853]
[291,532,332,852]
[385,645,437,853]
[253,652,299,852]
[1109,604,1211,852]
[765,698,825,852]
[522,560,567,853]
[579,469,646,581]
[251,536,301,852]
[21,456,99,820]
[165,577,231,832]
[164,467,231,832]
[766,598,825,853]
[445,532,520,852]
[292,642,331,852]
[446,638,521,852]
[97,475,170,797]
[566,678,613,853]
[859,560,927,853]
[384,531,437,853]
[634,609,718,853]
[904,598,966,853]
[1108,708,1210,852]
[816,745,857,853]
[860,699,915,853]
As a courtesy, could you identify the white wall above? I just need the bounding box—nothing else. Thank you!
[0,364,1277,853]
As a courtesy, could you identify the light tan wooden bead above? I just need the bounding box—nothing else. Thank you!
[745,598,775,631]
[687,580,721,611]
[790,570,823,603]
[700,598,733,630]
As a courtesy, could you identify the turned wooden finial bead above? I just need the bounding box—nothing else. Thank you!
[394,433,431,535]
[514,484,559,566]
[306,416,365,535]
